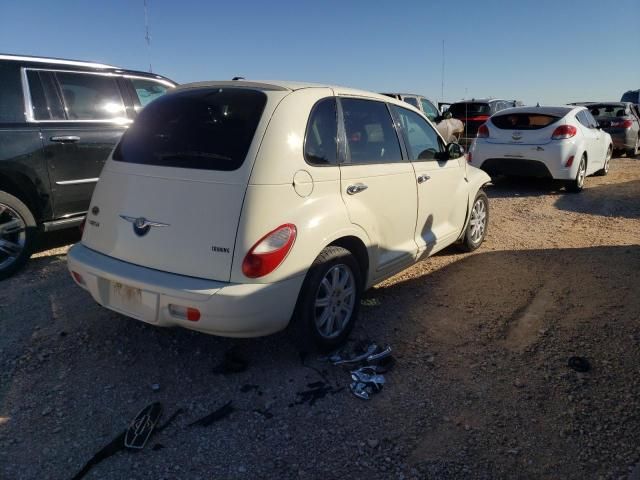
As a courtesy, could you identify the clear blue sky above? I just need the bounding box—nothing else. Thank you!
[2,0,639,105]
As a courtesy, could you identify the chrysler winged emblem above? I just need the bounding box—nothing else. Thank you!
[120,215,170,237]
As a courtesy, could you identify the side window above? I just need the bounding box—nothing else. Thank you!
[403,97,419,108]
[420,99,439,121]
[576,111,590,127]
[585,111,598,128]
[55,72,126,121]
[130,78,169,108]
[391,105,443,161]
[26,70,65,120]
[304,97,337,166]
[0,63,25,123]
[341,98,403,164]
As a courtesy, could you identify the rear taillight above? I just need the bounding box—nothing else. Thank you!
[611,119,633,129]
[477,124,489,138]
[168,304,201,322]
[551,125,577,140]
[71,271,85,286]
[242,224,297,278]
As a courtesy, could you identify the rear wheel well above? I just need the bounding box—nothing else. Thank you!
[0,173,42,221]
[328,236,369,285]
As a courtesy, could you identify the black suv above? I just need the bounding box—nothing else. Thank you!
[0,54,176,278]
[448,99,521,146]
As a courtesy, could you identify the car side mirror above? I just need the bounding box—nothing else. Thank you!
[434,143,463,161]
[447,142,463,159]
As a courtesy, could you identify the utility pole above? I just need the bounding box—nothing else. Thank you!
[441,40,445,102]
[144,0,152,72]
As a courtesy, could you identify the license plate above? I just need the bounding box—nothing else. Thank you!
[108,281,158,322]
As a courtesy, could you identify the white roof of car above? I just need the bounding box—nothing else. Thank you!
[495,106,579,117]
[177,80,403,103]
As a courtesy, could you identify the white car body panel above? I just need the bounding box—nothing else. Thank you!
[69,81,489,338]
[469,106,612,181]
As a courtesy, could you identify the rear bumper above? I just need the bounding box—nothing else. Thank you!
[67,243,304,337]
[469,140,579,180]
[603,130,634,150]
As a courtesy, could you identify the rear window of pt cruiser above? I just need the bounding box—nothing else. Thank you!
[113,87,267,171]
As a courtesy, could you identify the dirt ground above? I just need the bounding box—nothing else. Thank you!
[1,157,639,480]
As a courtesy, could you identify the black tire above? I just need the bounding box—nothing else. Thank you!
[595,145,612,176]
[291,246,363,351]
[565,155,586,193]
[0,191,37,280]
[458,190,489,252]
[626,136,639,158]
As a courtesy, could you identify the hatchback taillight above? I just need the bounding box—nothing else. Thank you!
[477,124,489,138]
[242,224,297,278]
[551,125,577,140]
[611,119,633,129]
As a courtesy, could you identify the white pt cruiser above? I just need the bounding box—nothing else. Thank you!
[68,81,491,349]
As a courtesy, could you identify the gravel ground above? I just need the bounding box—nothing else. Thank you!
[1,156,639,480]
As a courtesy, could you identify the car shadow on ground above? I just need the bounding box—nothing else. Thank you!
[1,244,639,479]
[33,228,81,255]
[554,179,640,219]
[485,176,566,199]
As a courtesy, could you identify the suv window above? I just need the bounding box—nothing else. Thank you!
[113,87,267,171]
[449,103,490,118]
[420,99,440,121]
[392,105,443,161]
[402,97,419,108]
[131,78,169,108]
[56,71,126,121]
[341,98,402,164]
[304,98,337,166]
[26,71,66,120]
[0,63,25,123]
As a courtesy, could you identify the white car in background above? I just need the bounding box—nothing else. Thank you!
[468,106,613,192]
[67,80,490,349]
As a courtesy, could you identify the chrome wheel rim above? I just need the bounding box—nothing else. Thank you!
[314,264,356,339]
[0,203,27,270]
[577,159,586,188]
[469,198,487,244]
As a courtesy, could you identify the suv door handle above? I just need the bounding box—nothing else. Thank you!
[50,135,80,143]
[417,174,431,184]
[346,183,368,195]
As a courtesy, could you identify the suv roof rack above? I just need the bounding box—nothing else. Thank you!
[0,53,117,69]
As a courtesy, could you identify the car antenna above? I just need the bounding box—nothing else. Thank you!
[232,76,245,81]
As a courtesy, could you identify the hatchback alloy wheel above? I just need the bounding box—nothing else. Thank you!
[469,197,487,244]
[0,203,27,271]
[576,158,586,188]
[314,264,356,339]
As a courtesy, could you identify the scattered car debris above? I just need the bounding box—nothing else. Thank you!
[324,342,396,400]
[212,348,248,375]
[290,382,344,407]
[71,430,127,480]
[72,402,164,480]
[124,402,163,449]
[155,408,184,433]
[188,401,234,427]
[350,366,386,400]
[568,356,591,372]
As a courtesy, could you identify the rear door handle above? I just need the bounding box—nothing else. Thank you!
[417,174,431,184]
[50,135,80,143]
[346,183,368,195]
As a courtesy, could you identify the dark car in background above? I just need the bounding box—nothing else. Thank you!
[587,102,640,157]
[0,53,176,279]
[448,99,521,146]
[621,90,639,106]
